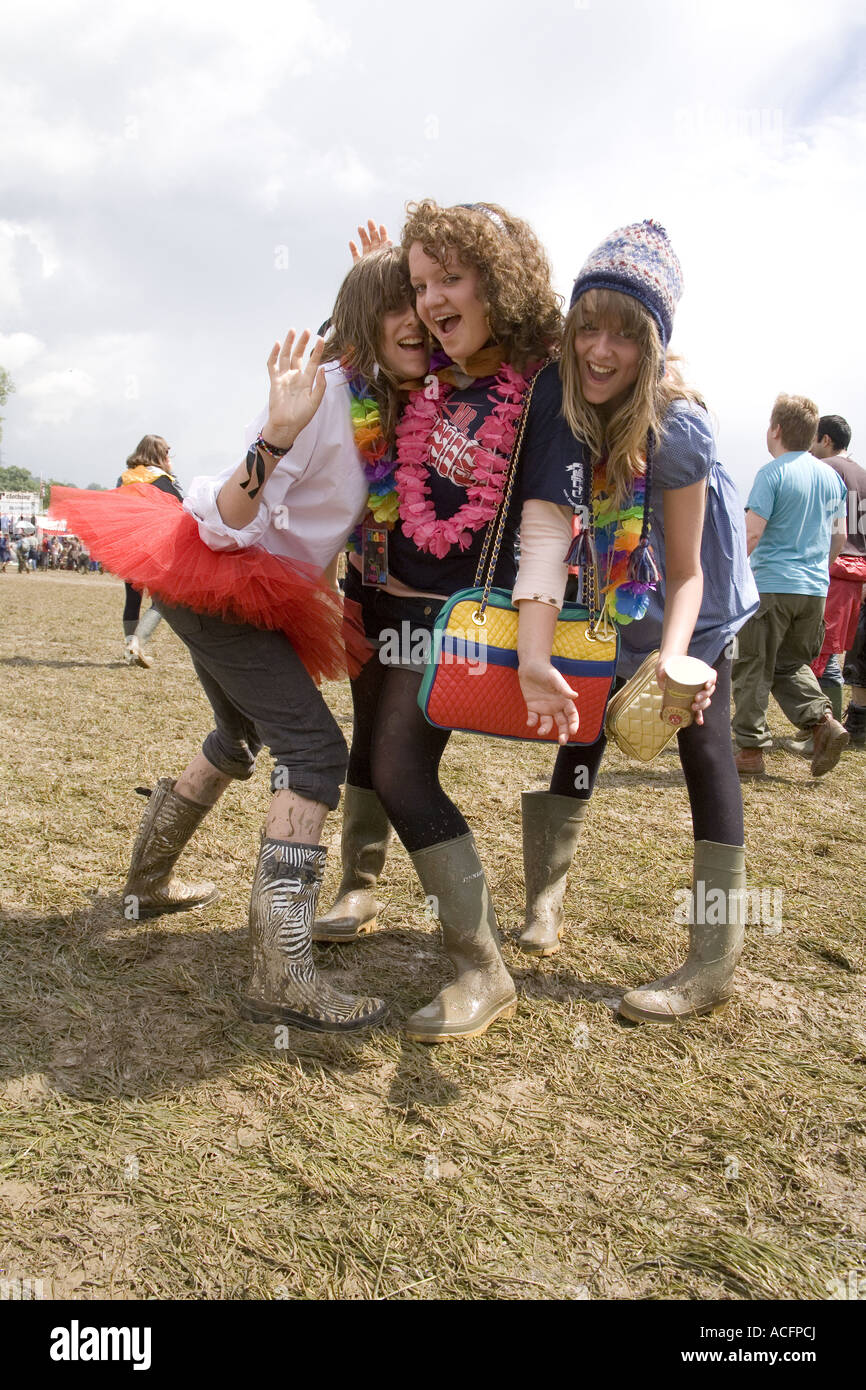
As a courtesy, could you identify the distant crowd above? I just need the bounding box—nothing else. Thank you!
[0,525,99,574]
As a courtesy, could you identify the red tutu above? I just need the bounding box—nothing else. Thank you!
[51,484,365,683]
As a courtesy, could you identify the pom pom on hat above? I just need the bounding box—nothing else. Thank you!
[570,219,683,347]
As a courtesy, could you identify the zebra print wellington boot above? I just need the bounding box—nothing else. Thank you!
[239,837,387,1033]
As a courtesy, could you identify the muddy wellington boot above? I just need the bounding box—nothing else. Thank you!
[518,792,588,957]
[313,785,393,942]
[123,778,220,918]
[618,840,746,1024]
[404,833,517,1043]
[239,837,387,1033]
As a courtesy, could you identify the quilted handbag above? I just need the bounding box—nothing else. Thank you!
[604,650,680,761]
[418,374,619,745]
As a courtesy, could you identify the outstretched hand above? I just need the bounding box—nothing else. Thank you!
[519,658,580,744]
[264,330,327,448]
[349,220,391,263]
[656,654,717,727]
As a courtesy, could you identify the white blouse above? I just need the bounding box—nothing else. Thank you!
[183,362,367,571]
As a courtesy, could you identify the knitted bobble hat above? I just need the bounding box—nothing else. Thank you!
[569,219,683,348]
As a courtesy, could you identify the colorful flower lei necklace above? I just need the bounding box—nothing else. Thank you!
[345,373,400,554]
[565,453,659,626]
[592,461,652,624]
[393,362,531,559]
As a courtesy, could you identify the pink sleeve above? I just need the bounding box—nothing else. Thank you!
[512,499,573,610]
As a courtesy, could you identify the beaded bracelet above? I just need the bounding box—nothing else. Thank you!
[255,432,292,459]
[239,433,292,499]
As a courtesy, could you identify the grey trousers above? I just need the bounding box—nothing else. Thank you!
[156,602,347,809]
[732,592,830,748]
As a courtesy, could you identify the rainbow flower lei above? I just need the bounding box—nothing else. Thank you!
[592,460,654,624]
[345,374,400,554]
[394,363,530,559]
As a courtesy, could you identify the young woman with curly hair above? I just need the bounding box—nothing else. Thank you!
[315,199,562,1044]
[513,220,759,1022]
[52,247,428,1037]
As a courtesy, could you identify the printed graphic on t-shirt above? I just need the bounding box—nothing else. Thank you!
[564,460,582,507]
[429,401,481,488]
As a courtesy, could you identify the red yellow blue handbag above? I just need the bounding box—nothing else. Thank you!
[418,376,619,744]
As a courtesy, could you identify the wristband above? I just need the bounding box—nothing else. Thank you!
[256,432,292,459]
[239,434,292,500]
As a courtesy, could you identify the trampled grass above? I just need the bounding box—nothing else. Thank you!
[0,571,864,1300]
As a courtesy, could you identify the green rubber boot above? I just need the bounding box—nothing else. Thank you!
[618,841,746,1024]
[313,786,393,942]
[518,792,588,957]
[818,677,843,724]
[404,833,517,1043]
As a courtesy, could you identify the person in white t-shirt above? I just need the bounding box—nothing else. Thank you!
[51,248,428,1036]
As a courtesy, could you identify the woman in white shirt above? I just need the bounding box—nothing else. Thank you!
[52,248,427,1036]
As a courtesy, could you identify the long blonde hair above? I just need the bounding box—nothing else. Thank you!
[560,289,703,502]
[321,247,420,447]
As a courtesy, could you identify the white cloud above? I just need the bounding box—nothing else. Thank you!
[18,370,98,424]
[1,0,864,486]
[0,222,60,313]
[0,333,45,370]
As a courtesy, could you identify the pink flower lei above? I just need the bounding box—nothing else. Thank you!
[393,362,532,559]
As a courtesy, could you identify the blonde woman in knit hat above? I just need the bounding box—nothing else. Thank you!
[512,220,759,1023]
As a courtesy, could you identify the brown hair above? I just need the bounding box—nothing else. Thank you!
[321,247,418,447]
[125,435,172,474]
[770,394,819,452]
[401,200,562,369]
[560,288,704,503]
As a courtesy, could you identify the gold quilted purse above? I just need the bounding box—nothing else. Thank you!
[604,650,680,762]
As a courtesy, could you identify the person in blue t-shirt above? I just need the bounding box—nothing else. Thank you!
[512,219,759,1024]
[732,394,848,777]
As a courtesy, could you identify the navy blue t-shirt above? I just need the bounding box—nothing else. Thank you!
[388,378,521,595]
[519,362,759,676]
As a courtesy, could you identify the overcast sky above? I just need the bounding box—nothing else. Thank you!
[1,0,864,499]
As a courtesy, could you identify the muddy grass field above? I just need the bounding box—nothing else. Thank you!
[0,571,864,1301]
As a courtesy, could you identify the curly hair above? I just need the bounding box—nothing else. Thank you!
[401,200,562,369]
[560,288,704,503]
[321,247,422,448]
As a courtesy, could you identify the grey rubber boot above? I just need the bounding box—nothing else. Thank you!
[518,792,588,957]
[123,778,220,918]
[404,833,517,1043]
[313,786,393,942]
[618,840,746,1024]
[135,604,163,645]
[818,677,843,724]
[239,837,387,1033]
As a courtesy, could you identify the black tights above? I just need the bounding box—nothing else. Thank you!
[347,657,468,853]
[549,654,744,846]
